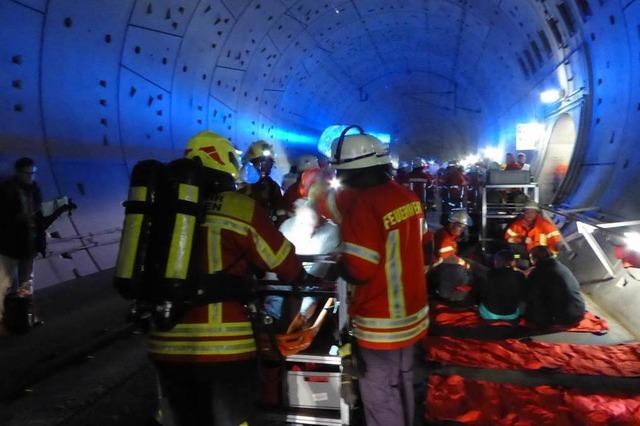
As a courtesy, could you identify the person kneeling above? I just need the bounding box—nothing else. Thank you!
[525,246,585,328]
[478,250,526,321]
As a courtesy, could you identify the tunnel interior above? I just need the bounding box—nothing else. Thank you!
[1,0,639,291]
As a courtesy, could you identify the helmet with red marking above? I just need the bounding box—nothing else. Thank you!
[184,131,240,178]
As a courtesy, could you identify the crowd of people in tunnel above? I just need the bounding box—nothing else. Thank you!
[1,126,591,426]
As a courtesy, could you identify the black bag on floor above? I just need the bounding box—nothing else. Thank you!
[3,294,34,334]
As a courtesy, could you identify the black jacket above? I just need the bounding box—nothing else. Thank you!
[479,268,526,315]
[0,178,45,259]
[525,258,585,327]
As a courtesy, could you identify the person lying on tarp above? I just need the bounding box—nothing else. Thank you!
[428,255,475,307]
[477,250,526,321]
[525,246,585,328]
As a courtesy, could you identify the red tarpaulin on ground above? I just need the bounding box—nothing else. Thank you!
[426,374,640,426]
[425,336,640,377]
[431,303,609,333]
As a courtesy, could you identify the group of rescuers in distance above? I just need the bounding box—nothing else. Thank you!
[0,125,587,426]
[116,126,585,426]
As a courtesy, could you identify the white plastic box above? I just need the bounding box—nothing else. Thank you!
[487,170,531,185]
[286,371,341,410]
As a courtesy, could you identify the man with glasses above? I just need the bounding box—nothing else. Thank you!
[0,157,75,334]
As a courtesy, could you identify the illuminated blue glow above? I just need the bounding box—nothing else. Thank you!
[540,88,564,104]
[271,128,317,145]
[317,125,391,157]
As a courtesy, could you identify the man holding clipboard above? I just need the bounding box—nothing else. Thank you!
[0,157,76,334]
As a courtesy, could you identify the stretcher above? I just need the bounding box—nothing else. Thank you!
[253,254,355,426]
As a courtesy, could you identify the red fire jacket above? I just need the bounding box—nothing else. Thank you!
[338,181,429,350]
[149,191,303,363]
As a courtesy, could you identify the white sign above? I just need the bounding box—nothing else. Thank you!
[516,122,544,150]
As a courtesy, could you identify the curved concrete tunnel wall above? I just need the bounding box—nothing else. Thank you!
[0,0,639,291]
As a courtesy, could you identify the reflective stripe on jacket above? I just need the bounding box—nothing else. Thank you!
[149,191,303,363]
[338,181,428,350]
[433,228,459,262]
[504,215,562,253]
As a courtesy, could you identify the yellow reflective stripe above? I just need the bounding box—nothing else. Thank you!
[205,216,250,273]
[547,230,561,238]
[539,234,547,245]
[206,216,250,236]
[506,228,519,237]
[115,214,143,279]
[165,213,195,279]
[129,186,147,201]
[342,242,380,264]
[354,319,428,343]
[178,183,199,202]
[205,215,290,270]
[207,224,223,272]
[153,322,253,337]
[251,230,292,270]
[385,229,406,319]
[149,338,256,356]
[439,246,455,254]
[211,302,222,323]
[354,305,429,329]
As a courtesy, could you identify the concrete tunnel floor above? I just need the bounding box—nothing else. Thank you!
[0,261,637,426]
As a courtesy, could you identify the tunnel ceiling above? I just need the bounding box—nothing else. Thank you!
[1,0,568,165]
[9,0,640,287]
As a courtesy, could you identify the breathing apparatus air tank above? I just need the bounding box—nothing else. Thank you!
[114,158,205,331]
[148,158,204,331]
[114,160,164,300]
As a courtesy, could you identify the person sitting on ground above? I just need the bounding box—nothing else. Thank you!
[478,250,526,321]
[428,255,475,307]
[525,246,585,328]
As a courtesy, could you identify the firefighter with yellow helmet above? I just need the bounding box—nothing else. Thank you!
[117,131,306,425]
[239,140,284,221]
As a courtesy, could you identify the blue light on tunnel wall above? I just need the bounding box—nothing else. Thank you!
[270,128,317,146]
[317,125,391,157]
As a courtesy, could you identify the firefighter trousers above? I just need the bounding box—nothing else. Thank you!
[154,359,258,426]
[358,345,416,426]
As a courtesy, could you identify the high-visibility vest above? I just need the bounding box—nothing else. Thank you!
[433,228,459,261]
[504,215,562,253]
[149,191,303,363]
[339,181,428,350]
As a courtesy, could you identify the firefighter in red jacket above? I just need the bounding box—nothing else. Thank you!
[239,140,283,221]
[407,157,434,211]
[431,210,472,264]
[276,154,320,222]
[504,200,562,256]
[149,132,305,426]
[317,126,428,426]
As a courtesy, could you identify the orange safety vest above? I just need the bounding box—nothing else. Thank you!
[504,215,562,253]
[338,181,428,350]
[149,191,303,363]
[433,227,459,261]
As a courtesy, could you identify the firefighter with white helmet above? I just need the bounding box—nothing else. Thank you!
[311,125,428,426]
[505,200,562,256]
[276,154,322,223]
[239,140,283,221]
[136,131,306,426]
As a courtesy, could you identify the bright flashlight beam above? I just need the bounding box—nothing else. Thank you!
[329,177,342,190]
[624,232,640,253]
